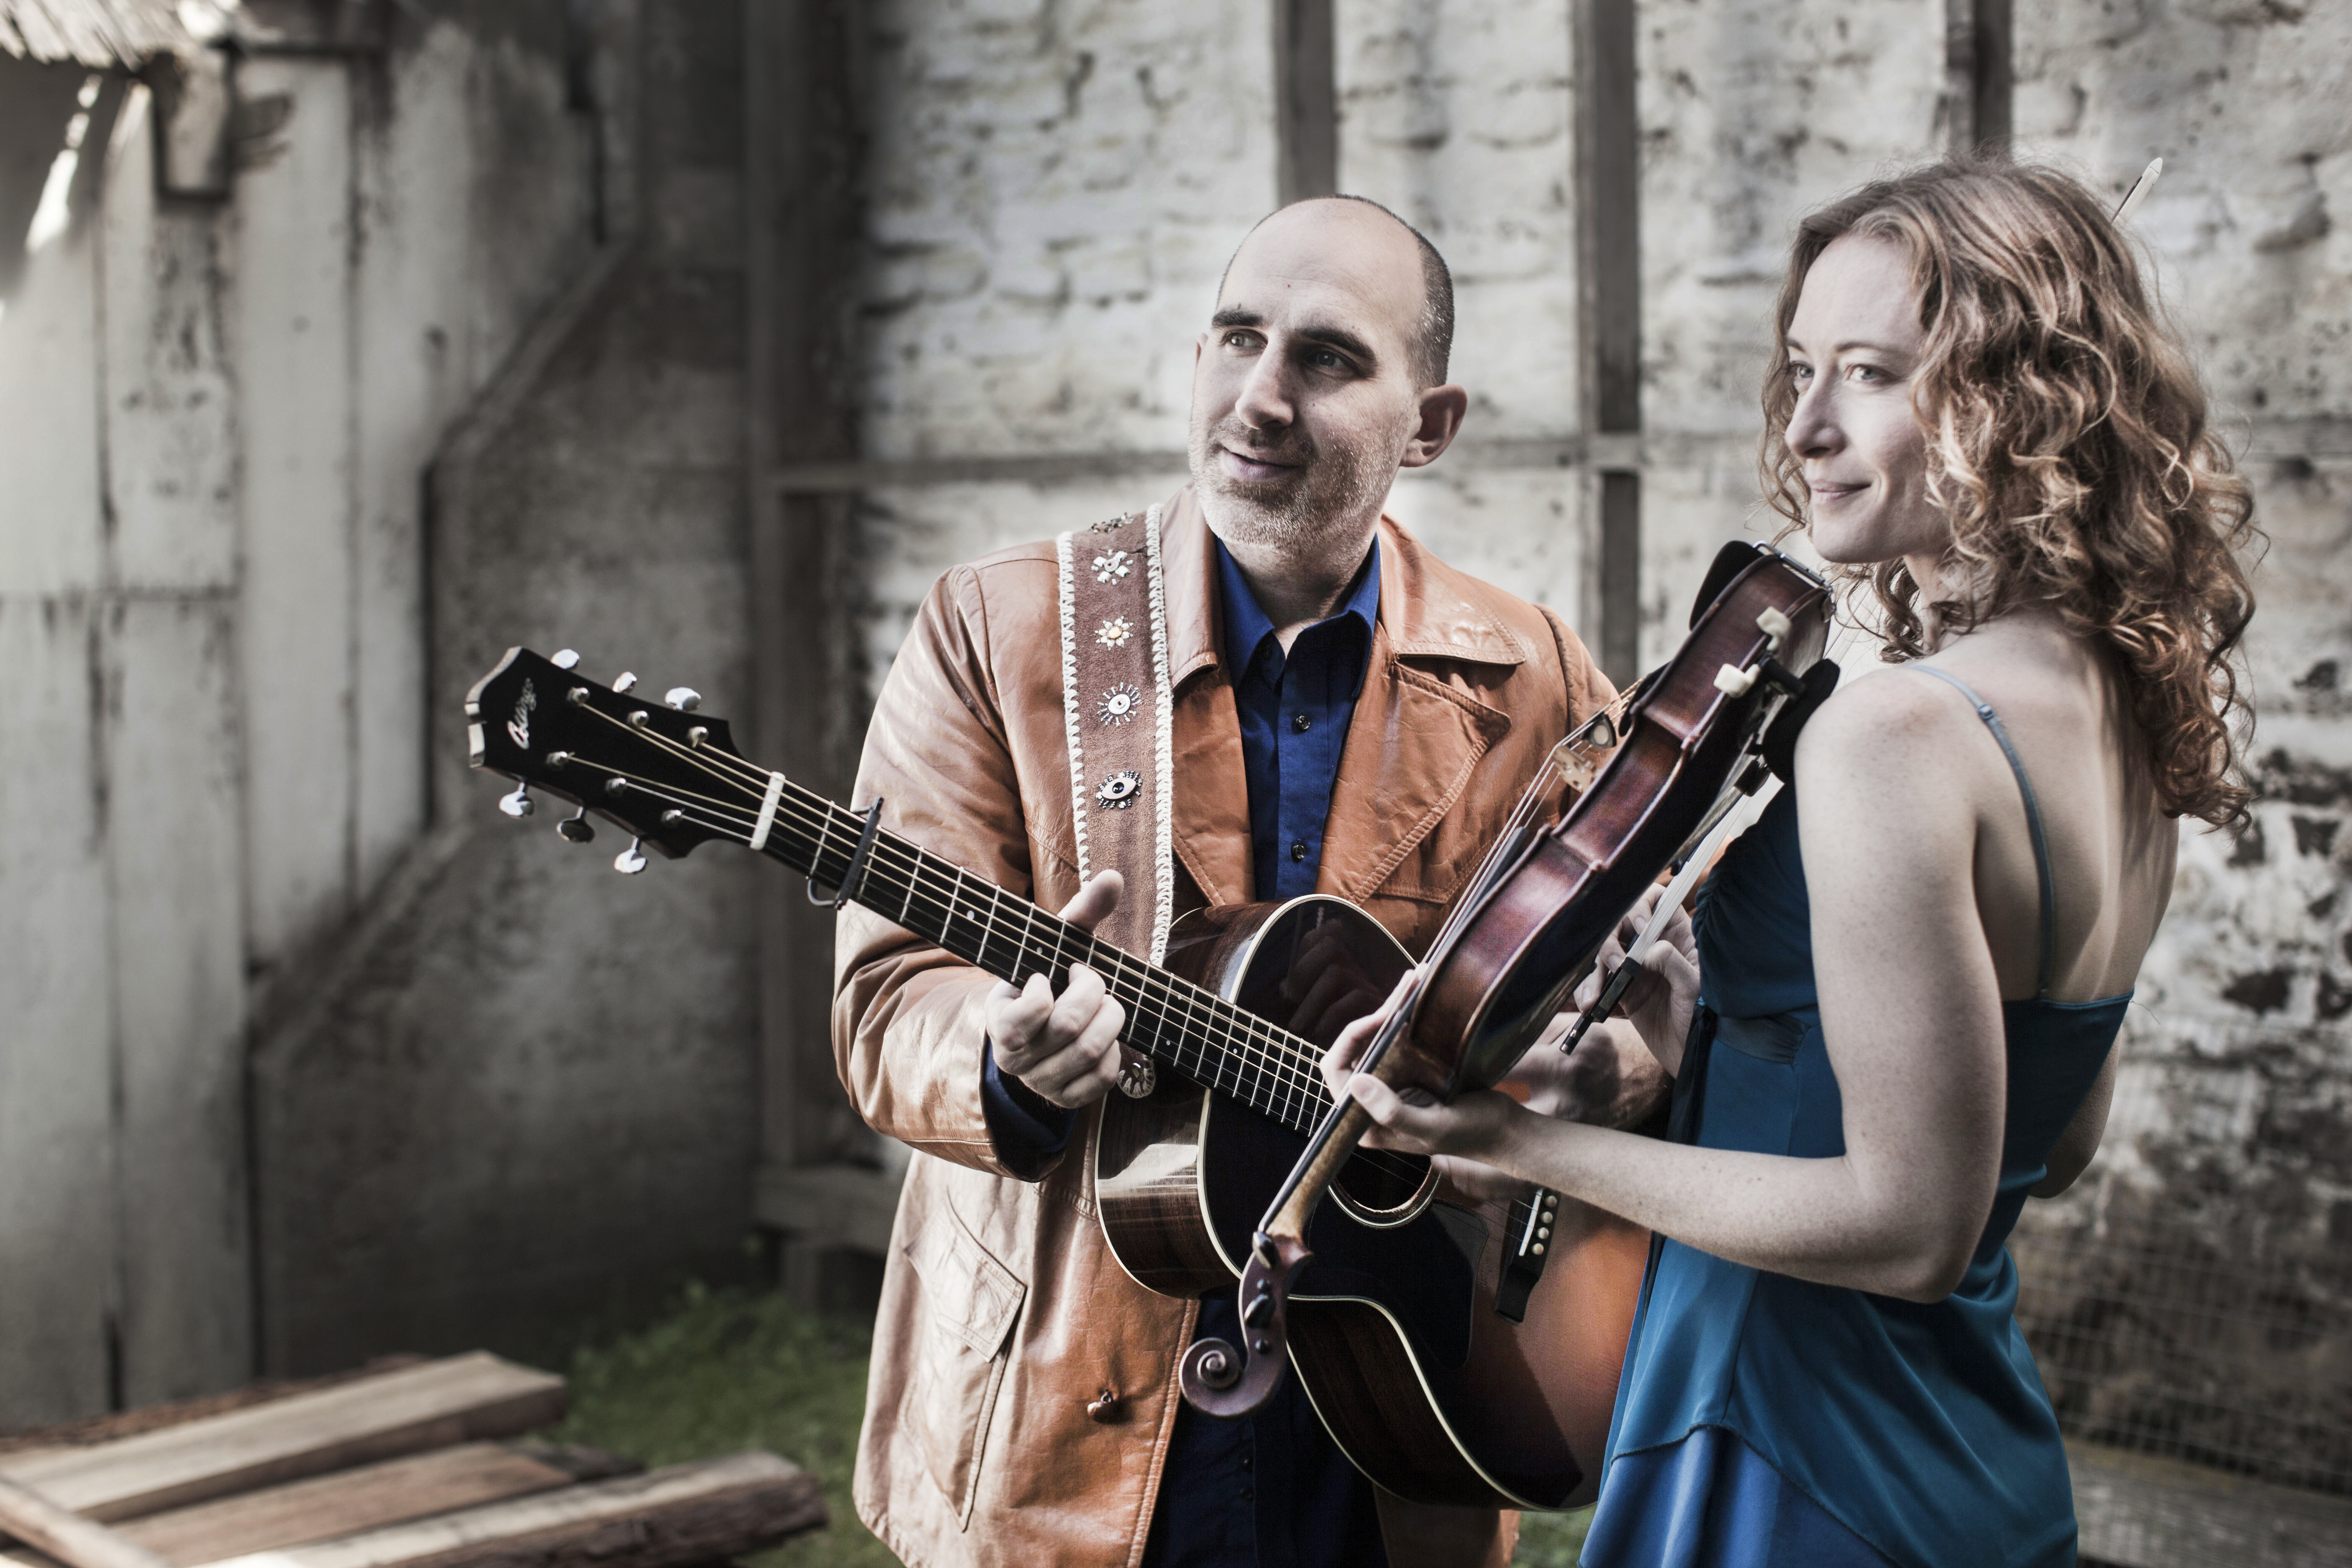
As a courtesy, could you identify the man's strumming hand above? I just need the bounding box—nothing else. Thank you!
[984,871,1131,1109]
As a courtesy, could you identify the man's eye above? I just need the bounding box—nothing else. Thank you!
[1225,331,1262,350]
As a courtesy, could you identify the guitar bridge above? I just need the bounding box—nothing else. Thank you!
[1493,1186,1562,1323]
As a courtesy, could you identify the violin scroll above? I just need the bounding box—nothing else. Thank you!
[1179,1230,1313,1419]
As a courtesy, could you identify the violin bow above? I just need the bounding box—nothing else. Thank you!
[2113,157,2163,224]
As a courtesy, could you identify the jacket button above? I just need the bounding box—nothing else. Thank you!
[1289,841,1308,863]
[1086,1387,1122,1422]
[1292,712,1312,732]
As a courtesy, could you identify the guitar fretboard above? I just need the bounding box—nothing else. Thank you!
[765,780,1333,1134]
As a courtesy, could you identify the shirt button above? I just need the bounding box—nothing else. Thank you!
[1292,712,1312,732]
[1289,841,1308,863]
[1240,1457,1253,1471]
[1240,1487,1255,1501]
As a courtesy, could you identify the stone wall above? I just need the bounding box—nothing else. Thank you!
[2001,0,2352,1489]
[831,0,2352,1489]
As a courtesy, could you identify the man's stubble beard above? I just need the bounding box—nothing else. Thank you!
[1187,411,1402,557]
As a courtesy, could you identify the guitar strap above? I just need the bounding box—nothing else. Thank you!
[1055,504,1176,991]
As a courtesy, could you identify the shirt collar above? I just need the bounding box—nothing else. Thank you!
[1213,534,1382,678]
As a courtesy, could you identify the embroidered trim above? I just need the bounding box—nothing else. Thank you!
[1055,530,1093,882]
[1143,502,1174,964]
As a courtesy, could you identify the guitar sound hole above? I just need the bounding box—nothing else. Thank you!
[1334,1146,1438,1227]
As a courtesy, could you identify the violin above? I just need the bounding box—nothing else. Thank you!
[1179,539,1837,1420]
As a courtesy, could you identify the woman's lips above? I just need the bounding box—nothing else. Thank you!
[1808,480,1866,503]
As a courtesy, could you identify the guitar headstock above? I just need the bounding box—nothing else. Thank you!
[466,647,760,865]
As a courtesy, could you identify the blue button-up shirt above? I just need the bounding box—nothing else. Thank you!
[982,537,1390,1568]
[1219,537,1382,902]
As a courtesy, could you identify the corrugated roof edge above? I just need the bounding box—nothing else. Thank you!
[0,0,193,68]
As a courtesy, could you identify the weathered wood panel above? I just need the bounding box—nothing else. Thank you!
[230,56,357,980]
[0,66,120,1421]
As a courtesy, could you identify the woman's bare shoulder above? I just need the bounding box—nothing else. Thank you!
[1795,664,1987,785]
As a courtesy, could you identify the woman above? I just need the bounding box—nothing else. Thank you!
[1323,159,2257,1567]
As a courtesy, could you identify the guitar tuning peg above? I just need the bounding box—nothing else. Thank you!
[552,649,582,670]
[612,671,639,694]
[664,687,701,712]
[557,806,595,843]
[498,782,535,818]
[614,838,648,874]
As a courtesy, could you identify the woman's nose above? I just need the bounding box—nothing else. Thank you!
[1785,381,1839,459]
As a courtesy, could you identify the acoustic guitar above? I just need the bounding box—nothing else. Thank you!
[466,647,1648,1510]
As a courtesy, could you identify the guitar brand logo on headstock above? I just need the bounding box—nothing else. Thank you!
[508,679,538,750]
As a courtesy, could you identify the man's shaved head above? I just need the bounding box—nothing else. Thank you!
[1218,196,1456,387]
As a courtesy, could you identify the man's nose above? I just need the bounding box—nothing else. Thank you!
[1233,347,1295,433]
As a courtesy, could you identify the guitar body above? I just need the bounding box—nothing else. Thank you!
[1096,895,1651,1510]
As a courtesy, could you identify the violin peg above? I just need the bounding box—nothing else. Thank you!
[1754,607,1791,650]
[1714,662,1759,698]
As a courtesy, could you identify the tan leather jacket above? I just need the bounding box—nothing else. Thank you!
[834,487,1614,1568]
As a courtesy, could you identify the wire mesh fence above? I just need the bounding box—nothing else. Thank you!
[2013,1217,2352,1495]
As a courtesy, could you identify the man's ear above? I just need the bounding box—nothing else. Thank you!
[1399,384,1470,470]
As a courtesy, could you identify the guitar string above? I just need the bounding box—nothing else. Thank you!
[557,681,1640,1171]
[566,704,1350,1093]
[562,714,1368,1142]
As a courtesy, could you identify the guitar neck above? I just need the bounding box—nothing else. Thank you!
[756,776,1331,1135]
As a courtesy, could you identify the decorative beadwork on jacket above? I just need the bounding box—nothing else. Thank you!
[1093,550,1131,583]
[1096,683,1140,726]
[1096,616,1134,648]
[1096,770,1142,810]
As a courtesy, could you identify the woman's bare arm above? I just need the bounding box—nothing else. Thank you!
[1328,676,2012,1303]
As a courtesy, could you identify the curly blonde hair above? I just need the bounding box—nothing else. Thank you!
[1760,159,2259,825]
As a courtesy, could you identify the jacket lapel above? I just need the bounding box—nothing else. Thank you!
[1316,521,1521,903]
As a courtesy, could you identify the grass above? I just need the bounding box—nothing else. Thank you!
[552,1282,1589,1565]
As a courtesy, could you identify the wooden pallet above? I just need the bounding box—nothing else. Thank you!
[0,1355,825,1568]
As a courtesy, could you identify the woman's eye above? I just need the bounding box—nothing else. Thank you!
[1848,364,1884,384]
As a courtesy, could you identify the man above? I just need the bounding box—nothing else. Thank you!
[834,196,1627,1567]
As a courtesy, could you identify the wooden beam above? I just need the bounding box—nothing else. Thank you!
[1272,0,1337,204]
[186,1454,824,1568]
[0,1479,175,1568]
[745,0,864,1208]
[0,1357,563,1523]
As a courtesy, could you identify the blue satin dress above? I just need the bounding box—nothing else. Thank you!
[1581,667,2126,1568]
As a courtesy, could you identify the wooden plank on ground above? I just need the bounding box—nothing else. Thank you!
[1,1445,590,1568]
[0,1478,175,1568]
[191,1453,825,1568]
[0,1362,429,1461]
[2071,1441,2352,1568]
[0,1357,564,1523]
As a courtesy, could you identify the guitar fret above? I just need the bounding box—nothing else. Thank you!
[845,828,1332,1135]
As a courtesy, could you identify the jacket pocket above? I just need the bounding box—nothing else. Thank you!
[901,1202,1027,1524]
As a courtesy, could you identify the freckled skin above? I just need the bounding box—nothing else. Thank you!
[1325,233,2180,1299]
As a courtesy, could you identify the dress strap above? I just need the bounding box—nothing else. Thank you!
[1905,665,2058,1000]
